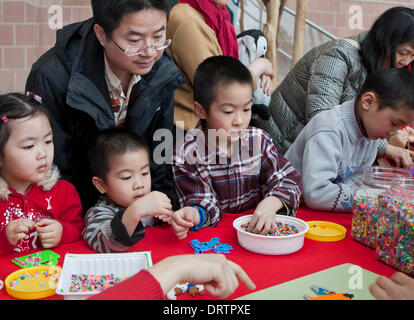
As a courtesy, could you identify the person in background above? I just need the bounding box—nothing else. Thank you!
[167,0,274,131]
[25,0,185,213]
[258,6,414,169]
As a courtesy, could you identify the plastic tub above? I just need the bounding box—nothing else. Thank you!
[55,252,152,300]
[233,214,309,255]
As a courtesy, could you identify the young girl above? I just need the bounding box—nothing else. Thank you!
[0,93,84,255]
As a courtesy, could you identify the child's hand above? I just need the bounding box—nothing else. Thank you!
[369,272,414,300]
[5,219,35,246]
[36,219,63,249]
[171,207,199,240]
[388,126,414,148]
[155,214,172,224]
[248,196,284,235]
[384,143,414,169]
[131,191,173,217]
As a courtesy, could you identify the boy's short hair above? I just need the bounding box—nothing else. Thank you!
[359,68,414,110]
[88,127,149,182]
[193,56,253,113]
[91,0,170,38]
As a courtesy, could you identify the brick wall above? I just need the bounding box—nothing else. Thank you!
[285,0,414,38]
[0,0,414,93]
[0,0,92,93]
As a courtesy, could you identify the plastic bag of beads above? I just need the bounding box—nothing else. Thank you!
[376,181,414,276]
[351,167,411,248]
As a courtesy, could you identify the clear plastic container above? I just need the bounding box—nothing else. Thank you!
[376,178,414,275]
[351,166,412,248]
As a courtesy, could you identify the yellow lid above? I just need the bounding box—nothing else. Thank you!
[5,265,61,300]
[305,221,346,242]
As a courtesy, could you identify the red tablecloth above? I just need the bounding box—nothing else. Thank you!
[0,208,398,300]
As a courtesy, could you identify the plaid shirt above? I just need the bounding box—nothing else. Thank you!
[173,124,302,227]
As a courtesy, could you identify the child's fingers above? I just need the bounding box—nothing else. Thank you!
[172,213,194,228]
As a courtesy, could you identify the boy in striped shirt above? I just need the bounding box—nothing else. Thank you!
[171,56,301,239]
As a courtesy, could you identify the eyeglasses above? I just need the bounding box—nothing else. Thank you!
[112,38,172,56]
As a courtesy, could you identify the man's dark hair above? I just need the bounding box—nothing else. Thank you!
[91,0,170,38]
[193,56,253,113]
[359,68,414,110]
[88,127,149,182]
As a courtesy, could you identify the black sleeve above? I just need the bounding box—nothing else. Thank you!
[110,208,145,246]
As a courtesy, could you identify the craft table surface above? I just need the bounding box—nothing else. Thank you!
[0,208,398,300]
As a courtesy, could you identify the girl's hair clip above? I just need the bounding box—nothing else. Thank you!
[26,91,43,104]
[1,115,8,123]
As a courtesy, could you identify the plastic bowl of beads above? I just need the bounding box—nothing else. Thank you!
[233,214,309,255]
[5,265,62,300]
[55,251,152,300]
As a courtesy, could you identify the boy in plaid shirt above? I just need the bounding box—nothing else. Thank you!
[171,56,301,239]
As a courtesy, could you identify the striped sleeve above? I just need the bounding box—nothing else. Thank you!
[82,201,144,253]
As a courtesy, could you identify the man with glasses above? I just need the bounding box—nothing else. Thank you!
[25,0,186,214]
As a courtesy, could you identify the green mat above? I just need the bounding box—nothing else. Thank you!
[237,263,380,300]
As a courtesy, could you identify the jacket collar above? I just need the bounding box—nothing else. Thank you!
[0,165,60,201]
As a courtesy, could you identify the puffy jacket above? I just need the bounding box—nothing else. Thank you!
[0,166,84,255]
[256,32,388,156]
[26,18,186,212]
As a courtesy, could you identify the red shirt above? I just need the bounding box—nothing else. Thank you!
[88,270,166,300]
[0,177,84,255]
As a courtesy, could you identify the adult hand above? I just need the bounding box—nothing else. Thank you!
[148,254,256,298]
[260,74,274,95]
[5,219,35,246]
[369,272,414,300]
[36,219,63,248]
[384,143,414,169]
[248,57,274,80]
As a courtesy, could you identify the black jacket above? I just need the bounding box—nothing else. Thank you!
[26,18,186,212]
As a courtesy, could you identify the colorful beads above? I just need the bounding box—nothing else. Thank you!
[376,194,414,276]
[240,221,298,236]
[13,252,42,268]
[9,270,59,290]
[351,196,379,248]
[69,274,130,292]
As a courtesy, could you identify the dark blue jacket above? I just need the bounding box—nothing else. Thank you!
[26,18,186,212]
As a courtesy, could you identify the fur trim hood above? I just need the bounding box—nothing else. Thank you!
[0,165,60,201]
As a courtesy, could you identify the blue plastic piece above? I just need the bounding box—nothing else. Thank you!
[214,243,233,254]
[189,237,232,254]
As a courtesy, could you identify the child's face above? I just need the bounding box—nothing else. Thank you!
[360,93,414,140]
[0,114,54,193]
[197,82,253,142]
[98,149,151,208]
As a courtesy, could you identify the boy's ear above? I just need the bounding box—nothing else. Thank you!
[92,176,107,194]
[194,101,208,119]
[360,91,377,111]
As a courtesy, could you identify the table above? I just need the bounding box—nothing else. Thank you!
[0,208,398,300]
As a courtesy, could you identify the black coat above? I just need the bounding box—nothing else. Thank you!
[26,18,186,212]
